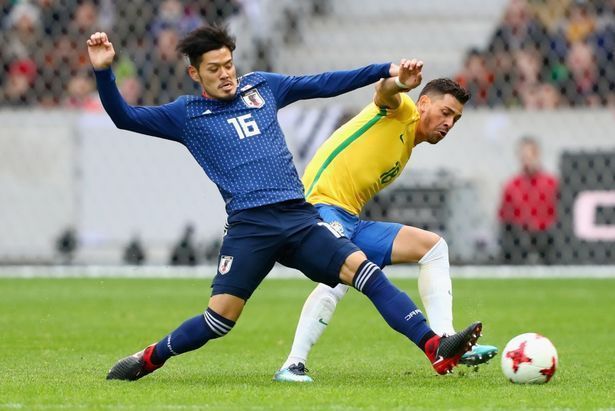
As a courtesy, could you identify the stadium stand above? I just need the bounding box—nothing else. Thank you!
[1,0,614,267]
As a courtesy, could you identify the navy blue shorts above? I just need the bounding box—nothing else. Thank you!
[211,200,360,300]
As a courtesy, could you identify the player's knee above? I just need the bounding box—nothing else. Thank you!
[314,283,348,303]
[203,307,236,339]
[419,237,449,265]
[208,293,246,322]
[330,283,350,301]
[339,250,367,284]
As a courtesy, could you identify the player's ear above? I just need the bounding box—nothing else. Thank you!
[417,94,431,113]
[187,65,200,83]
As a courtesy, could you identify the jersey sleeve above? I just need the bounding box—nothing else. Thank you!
[261,63,391,108]
[94,68,185,143]
[386,93,419,123]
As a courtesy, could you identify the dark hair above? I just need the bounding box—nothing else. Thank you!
[176,25,236,68]
[419,78,471,104]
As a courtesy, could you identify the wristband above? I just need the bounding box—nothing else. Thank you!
[395,77,410,90]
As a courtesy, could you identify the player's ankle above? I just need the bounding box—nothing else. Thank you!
[423,334,441,361]
[143,345,165,371]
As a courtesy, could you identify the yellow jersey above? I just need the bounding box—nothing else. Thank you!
[303,93,420,215]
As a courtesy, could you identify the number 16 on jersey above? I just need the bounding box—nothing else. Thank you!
[227,114,261,139]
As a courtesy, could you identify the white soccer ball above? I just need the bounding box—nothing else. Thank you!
[501,333,558,384]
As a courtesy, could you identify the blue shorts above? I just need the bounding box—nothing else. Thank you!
[211,200,360,300]
[315,204,403,268]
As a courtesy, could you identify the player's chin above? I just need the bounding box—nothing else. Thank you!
[428,134,444,144]
[216,89,237,101]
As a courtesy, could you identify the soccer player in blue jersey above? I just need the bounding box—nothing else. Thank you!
[88,25,483,381]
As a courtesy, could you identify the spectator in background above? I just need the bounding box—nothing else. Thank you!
[118,75,143,105]
[455,48,493,107]
[56,227,78,264]
[39,34,90,105]
[68,0,114,37]
[558,0,597,44]
[37,0,64,37]
[170,224,198,266]
[123,234,146,265]
[3,2,42,61]
[522,82,563,109]
[196,0,240,25]
[593,1,615,105]
[514,47,543,89]
[498,136,559,264]
[487,0,552,54]
[563,40,602,106]
[486,48,518,106]
[139,27,198,104]
[471,0,568,108]
[63,70,102,111]
[2,58,38,106]
[151,0,202,37]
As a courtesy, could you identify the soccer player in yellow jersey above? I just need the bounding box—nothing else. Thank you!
[274,59,497,382]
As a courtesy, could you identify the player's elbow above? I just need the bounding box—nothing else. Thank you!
[111,118,130,131]
[109,113,137,132]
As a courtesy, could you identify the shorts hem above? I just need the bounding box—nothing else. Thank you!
[211,284,251,301]
[328,241,361,283]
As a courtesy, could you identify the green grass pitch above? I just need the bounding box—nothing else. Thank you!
[1,277,613,410]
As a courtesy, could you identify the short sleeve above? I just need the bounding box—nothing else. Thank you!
[387,93,419,123]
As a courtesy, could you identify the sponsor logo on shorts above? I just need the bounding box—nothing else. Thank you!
[218,255,234,274]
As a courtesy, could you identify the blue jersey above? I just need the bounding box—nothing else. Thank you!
[94,64,391,213]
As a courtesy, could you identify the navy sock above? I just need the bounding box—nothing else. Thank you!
[353,260,433,348]
[152,308,235,363]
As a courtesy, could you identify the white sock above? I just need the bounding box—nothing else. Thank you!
[281,283,349,369]
[418,238,455,336]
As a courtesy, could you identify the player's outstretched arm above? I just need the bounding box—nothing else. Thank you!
[264,63,392,108]
[87,32,184,142]
[374,58,423,109]
[87,32,115,70]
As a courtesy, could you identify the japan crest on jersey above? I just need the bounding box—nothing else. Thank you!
[218,255,234,274]
[241,89,265,109]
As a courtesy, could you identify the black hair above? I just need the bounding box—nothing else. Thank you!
[176,25,236,68]
[419,78,471,104]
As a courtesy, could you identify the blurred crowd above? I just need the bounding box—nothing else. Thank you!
[0,0,241,108]
[456,0,615,108]
[2,0,614,109]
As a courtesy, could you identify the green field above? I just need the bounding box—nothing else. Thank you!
[1,277,613,410]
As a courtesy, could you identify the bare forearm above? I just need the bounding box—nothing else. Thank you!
[374,77,413,109]
[374,59,423,109]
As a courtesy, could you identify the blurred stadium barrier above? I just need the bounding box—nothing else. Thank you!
[0,264,614,279]
[1,0,614,267]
